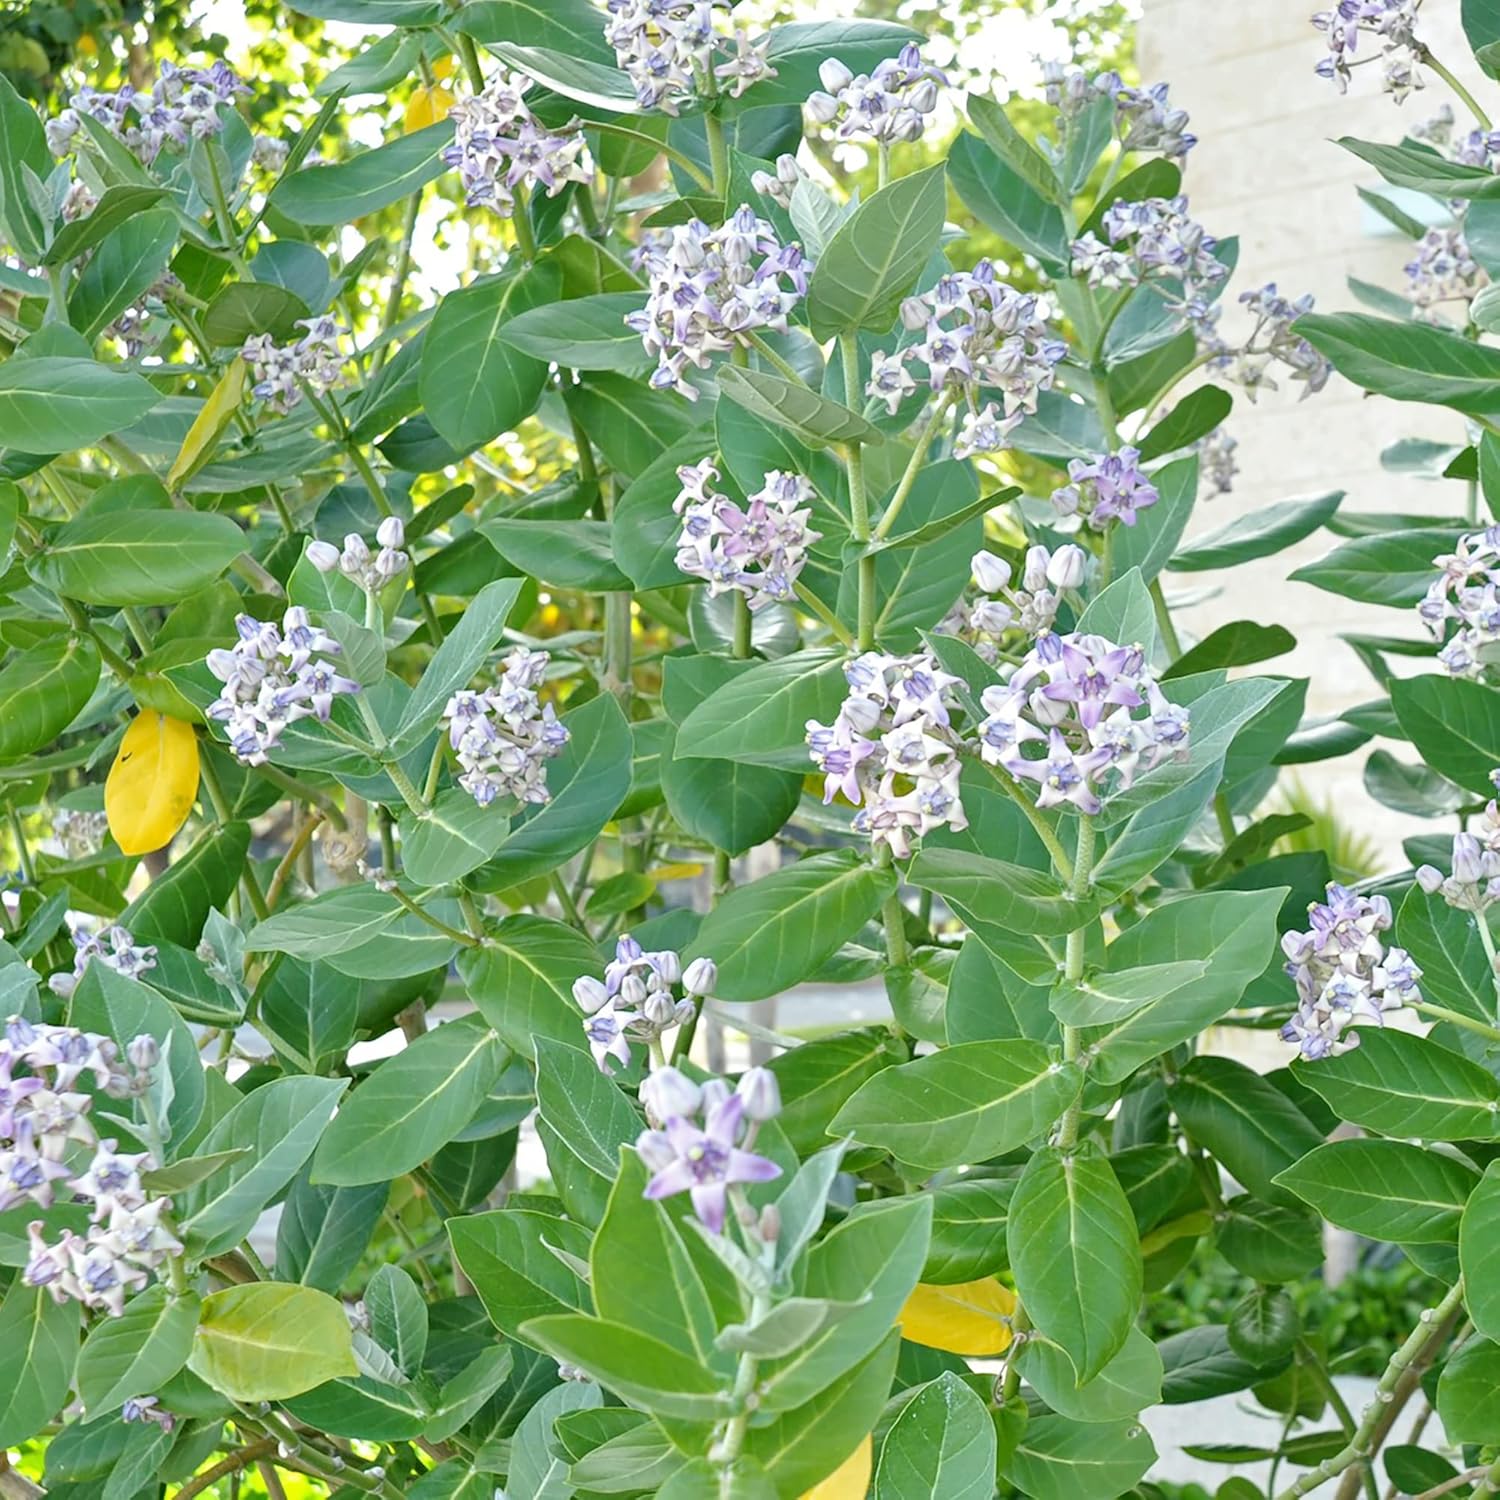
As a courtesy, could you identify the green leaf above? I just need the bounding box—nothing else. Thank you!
[569,373,706,479]
[498,291,650,372]
[271,121,453,224]
[832,1040,1082,1170]
[768,1030,899,1156]
[806,165,947,339]
[1298,311,1500,417]
[448,1209,592,1342]
[1077,566,1156,649]
[947,129,1070,272]
[1017,1325,1162,1424]
[282,1372,434,1440]
[1137,384,1232,462]
[873,1372,996,1500]
[1217,1195,1323,1284]
[1289,526,1460,607]
[0,357,162,453]
[367,1264,428,1377]
[923,1179,1015,1284]
[471,692,634,891]
[519,1313,728,1420]
[1157,1324,1271,1404]
[275,1170,389,1294]
[1168,1056,1324,1208]
[1109,456,1197,585]
[1164,621,1296,679]
[481,517,633,591]
[77,1286,200,1418]
[245,884,403,959]
[68,211,180,341]
[0,74,48,264]
[0,1284,78,1448]
[487,42,639,112]
[177,1075,348,1258]
[534,1036,644,1223]
[742,20,920,108]
[715,363,883,449]
[189,1282,357,1402]
[1295,1027,1500,1141]
[1007,1143,1142,1384]
[421,264,560,449]
[401,788,510,888]
[122,818,250,949]
[31,509,245,606]
[1081,888,1285,1083]
[1438,1336,1500,1445]
[459,914,597,1060]
[0,635,101,761]
[1274,1139,1478,1242]
[1392,674,1500,796]
[612,435,719,590]
[906,847,1102,938]
[1170,490,1343,572]
[453,0,620,58]
[1337,135,1500,199]
[675,648,848,769]
[200,280,311,346]
[1000,1413,1156,1500]
[390,577,525,753]
[1460,1162,1500,1341]
[1049,960,1209,1027]
[313,1020,507,1187]
[966,93,1061,201]
[685,850,896,1003]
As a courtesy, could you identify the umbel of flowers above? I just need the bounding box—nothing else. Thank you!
[573,936,717,1073]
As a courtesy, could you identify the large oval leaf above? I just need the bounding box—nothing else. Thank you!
[271,121,453,224]
[0,634,100,762]
[189,1282,357,1402]
[0,356,162,453]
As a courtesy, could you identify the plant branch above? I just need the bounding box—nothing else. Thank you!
[172,1439,278,1499]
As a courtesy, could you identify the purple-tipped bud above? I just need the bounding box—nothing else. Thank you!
[644,990,676,1027]
[621,973,648,1007]
[805,90,840,124]
[1453,833,1485,887]
[736,1066,781,1122]
[126,1034,160,1073]
[818,58,854,92]
[376,516,405,549]
[1415,865,1446,895]
[640,1066,702,1121]
[1022,544,1052,594]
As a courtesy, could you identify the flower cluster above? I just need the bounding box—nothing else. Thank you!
[602,0,774,113]
[806,46,946,146]
[1072,198,1228,329]
[625,206,812,399]
[1417,792,1500,913]
[571,937,716,1075]
[46,60,246,165]
[4,1021,183,1316]
[440,648,569,809]
[1417,526,1500,677]
[206,608,360,766]
[439,70,591,216]
[306,518,408,594]
[51,809,110,862]
[673,461,821,610]
[241,316,344,415]
[938,545,1086,663]
[1197,427,1239,497]
[869,264,1066,447]
[1051,448,1159,530]
[1404,228,1487,320]
[1042,67,1196,159]
[1281,885,1422,1060]
[1312,1,1422,101]
[635,1066,781,1233]
[1201,284,1332,402]
[806,651,968,858]
[46,924,157,1002]
[749,153,805,209]
[979,633,1189,814]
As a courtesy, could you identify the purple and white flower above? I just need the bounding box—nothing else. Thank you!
[206,607,360,766]
[673,462,822,610]
[1076,198,1228,327]
[603,0,775,114]
[1198,284,1332,402]
[805,45,947,146]
[807,650,967,858]
[1043,67,1195,159]
[1312,1,1423,101]
[308,517,409,594]
[1418,525,1500,678]
[1050,448,1159,530]
[241,316,345,415]
[1280,883,1422,1059]
[572,936,712,1075]
[1404,227,1487,321]
[936,544,1086,663]
[46,923,157,1002]
[441,647,569,808]
[978,632,1190,815]
[1417,789,1500,912]
[625,206,813,399]
[1197,427,1239,496]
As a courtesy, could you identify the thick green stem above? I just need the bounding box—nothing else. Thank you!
[376,189,424,365]
[705,109,729,198]
[871,396,953,541]
[1419,45,1493,129]
[1413,1000,1500,1043]
[1272,1280,1466,1500]
[7,807,35,887]
[1056,816,1096,1151]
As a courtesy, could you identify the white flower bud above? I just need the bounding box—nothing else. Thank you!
[651,950,682,986]
[305,539,340,573]
[1046,544,1087,591]
[644,990,676,1027]
[572,975,609,1014]
[909,78,939,114]
[971,550,1012,594]
[126,1034,160,1073]
[970,600,1013,635]
[736,1066,781,1122]
[641,1066,701,1121]
[1453,833,1485,887]
[339,533,371,575]
[374,546,408,581]
[817,59,854,93]
[701,1078,732,1113]
[1416,865,1446,895]
[842,696,883,735]
[682,956,718,996]
[621,972,649,1008]
[376,515,405,549]
[673,998,697,1027]
[1022,544,1051,594]
[899,295,931,331]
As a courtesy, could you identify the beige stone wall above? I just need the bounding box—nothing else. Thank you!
[1136,0,1490,856]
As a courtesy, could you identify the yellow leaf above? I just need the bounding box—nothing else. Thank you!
[106,712,201,856]
[898,1277,1017,1356]
[405,85,455,133]
[649,861,706,882]
[799,1434,872,1500]
[431,53,456,80]
[168,358,246,491]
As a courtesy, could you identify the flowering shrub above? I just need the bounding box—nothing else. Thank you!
[2,1,1500,1497]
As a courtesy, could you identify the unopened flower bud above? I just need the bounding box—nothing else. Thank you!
[644,990,676,1027]
[842,696,883,735]
[374,547,407,581]
[909,78,939,113]
[971,600,1013,635]
[758,1203,781,1243]
[736,1066,781,1121]
[339,534,370,574]
[701,1078,732,1113]
[899,295,931,332]
[1453,833,1485,887]
[1416,865,1445,895]
[640,1066,702,1121]
[1022,544,1051,593]
[1046,544,1087,591]
[376,516,405,549]
[673,998,697,1027]
[682,956,718,997]
[572,975,609,1014]
[652,950,682,985]
[305,539,340,573]
[126,1034,160,1073]
[818,58,854,93]
[971,550,1012,593]
[621,972,648,1007]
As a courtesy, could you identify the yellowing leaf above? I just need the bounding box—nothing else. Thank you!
[898,1277,1016,1356]
[650,861,706,882]
[405,85,454,133]
[189,1282,357,1401]
[431,54,456,80]
[168,357,246,491]
[106,712,200,856]
[800,1434,872,1500]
